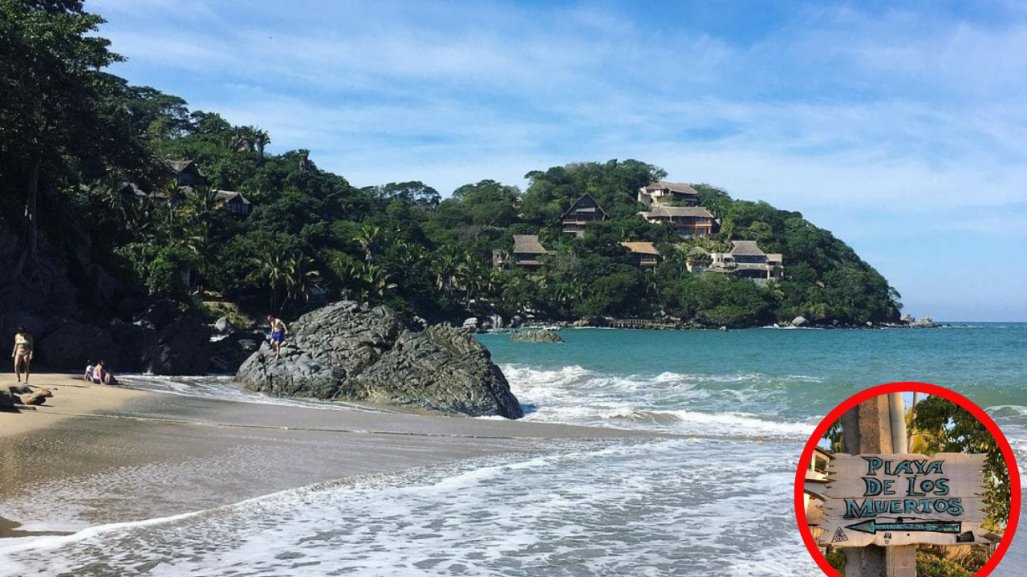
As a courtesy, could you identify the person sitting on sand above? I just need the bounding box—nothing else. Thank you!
[84,359,96,382]
[92,360,117,385]
[267,315,289,358]
[101,364,118,386]
[11,326,33,384]
[91,360,105,384]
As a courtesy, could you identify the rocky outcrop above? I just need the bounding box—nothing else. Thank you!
[1,299,213,374]
[1,385,52,407]
[210,331,265,373]
[236,301,523,418]
[908,316,936,328]
[511,330,564,343]
[141,318,212,375]
[37,322,122,369]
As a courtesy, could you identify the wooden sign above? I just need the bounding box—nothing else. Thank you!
[816,453,988,547]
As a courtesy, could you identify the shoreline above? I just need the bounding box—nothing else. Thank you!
[0,373,657,541]
[486,318,945,332]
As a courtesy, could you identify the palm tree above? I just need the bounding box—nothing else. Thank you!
[354,224,383,263]
[432,248,460,293]
[358,263,398,301]
[282,253,321,306]
[253,129,270,159]
[247,250,291,312]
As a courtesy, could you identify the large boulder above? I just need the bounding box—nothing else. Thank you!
[36,322,122,370]
[210,331,265,373]
[236,301,523,418]
[109,320,157,372]
[142,318,212,375]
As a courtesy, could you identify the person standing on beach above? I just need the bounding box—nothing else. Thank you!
[11,326,33,383]
[267,315,289,358]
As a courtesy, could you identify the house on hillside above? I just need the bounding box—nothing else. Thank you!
[709,240,783,284]
[213,190,253,216]
[638,181,700,207]
[684,246,711,273]
[620,242,661,269]
[114,181,152,203]
[639,206,716,237]
[493,235,551,270]
[169,160,206,187]
[561,194,607,236]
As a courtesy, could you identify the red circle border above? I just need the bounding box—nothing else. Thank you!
[793,381,1022,577]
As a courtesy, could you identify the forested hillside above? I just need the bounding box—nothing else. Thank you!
[1,1,901,330]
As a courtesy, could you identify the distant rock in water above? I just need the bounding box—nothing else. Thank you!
[235,301,523,418]
[511,330,564,343]
[908,316,937,328]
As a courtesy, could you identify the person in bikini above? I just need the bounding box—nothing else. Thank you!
[11,326,33,383]
[267,315,289,358]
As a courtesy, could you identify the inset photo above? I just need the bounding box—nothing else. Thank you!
[795,382,1021,577]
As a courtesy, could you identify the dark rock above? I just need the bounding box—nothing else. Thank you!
[0,387,19,408]
[210,331,266,373]
[19,387,52,406]
[236,301,522,418]
[115,295,156,321]
[109,320,157,372]
[37,322,121,370]
[133,299,180,331]
[142,318,212,375]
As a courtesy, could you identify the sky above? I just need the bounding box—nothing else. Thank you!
[87,0,1027,321]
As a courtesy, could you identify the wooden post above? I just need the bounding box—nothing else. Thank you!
[840,393,917,577]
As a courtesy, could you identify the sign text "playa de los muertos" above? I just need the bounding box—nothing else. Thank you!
[817,453,986,547]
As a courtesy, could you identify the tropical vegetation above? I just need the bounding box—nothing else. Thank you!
[1,1,901,328]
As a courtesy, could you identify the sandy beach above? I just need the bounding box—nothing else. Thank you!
[0,372,654,540]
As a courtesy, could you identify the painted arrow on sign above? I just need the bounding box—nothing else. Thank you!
[845,520,962,535]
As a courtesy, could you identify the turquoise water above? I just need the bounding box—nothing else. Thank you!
[480,324,1027,414]
[2,324,1024,576]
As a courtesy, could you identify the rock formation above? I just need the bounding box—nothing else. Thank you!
[1,385,52,406]
[511,330,564,343]
[236,301,523,418]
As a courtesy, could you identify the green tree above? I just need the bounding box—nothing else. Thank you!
[0,0,135,270]
[912,396,1011,531]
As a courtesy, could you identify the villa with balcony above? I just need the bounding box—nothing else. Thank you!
[637,181,700,207]
[709,240,783,283]
[620,242,661,269]
[493,234,551,270]
[638,206,716,237]
[561,194,607,236]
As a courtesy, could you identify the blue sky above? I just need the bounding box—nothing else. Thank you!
[88,0,1027,321]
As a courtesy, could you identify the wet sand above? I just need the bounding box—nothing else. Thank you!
[0,373,655,538]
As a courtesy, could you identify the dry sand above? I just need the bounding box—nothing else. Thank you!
[0,372,655,539]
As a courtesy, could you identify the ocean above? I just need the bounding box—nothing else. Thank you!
[2,324,1026,576]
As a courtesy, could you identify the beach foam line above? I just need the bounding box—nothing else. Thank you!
[0,508,204,561]
[0,443,607,558]
[13,408,623,441]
